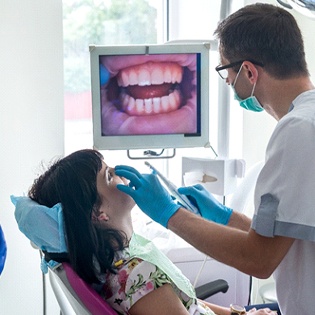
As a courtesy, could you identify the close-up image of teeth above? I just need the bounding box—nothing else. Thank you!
[117,61,184,116]
[99,54,198,136]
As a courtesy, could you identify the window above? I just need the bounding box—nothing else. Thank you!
[63,0,163,160]
[63,0,244,185]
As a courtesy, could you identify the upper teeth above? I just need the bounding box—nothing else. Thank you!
[117,61,183,87]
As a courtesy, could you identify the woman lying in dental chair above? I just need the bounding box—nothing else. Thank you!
[13,149,276,315]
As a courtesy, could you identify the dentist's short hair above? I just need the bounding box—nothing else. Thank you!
[214,3,309,79]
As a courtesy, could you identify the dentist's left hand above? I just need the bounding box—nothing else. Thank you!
[115,165,181,228]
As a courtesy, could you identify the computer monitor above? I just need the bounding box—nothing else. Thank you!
[90,43,210,150]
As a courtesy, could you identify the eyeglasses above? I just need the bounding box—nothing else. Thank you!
[215,60,264,79]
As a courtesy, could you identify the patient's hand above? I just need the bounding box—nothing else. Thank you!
[247,307,278,314]
[201,301,278,315]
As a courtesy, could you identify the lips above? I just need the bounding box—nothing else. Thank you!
[116,61,183,116]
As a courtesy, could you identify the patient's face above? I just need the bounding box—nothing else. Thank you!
[95,162,135,218]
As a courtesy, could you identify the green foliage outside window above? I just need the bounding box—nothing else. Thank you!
[63,0,157,93]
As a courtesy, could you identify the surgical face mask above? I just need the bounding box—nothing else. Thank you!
[232,65,264,112]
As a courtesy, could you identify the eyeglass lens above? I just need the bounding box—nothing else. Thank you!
[218,68,228,79]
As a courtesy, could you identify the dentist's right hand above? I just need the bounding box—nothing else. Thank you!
[115,165,181,228]
[178,184,233,225]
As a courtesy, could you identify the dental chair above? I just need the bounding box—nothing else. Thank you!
[12,195,228,315]
[49,262,117,315]
[48,259,229,315]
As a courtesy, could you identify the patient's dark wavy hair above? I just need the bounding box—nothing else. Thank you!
[28,149,127,284]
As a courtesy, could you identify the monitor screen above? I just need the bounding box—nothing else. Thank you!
[90,43,210,150]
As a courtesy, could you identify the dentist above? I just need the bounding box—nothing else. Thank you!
[116,3,315,315]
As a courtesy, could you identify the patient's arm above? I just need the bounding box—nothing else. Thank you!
[128,283,189,315]
[200,300,230,315]
[202,301,277,315]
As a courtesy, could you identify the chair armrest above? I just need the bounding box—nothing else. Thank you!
[195,279,229,300]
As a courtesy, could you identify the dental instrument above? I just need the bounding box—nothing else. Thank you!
[144,161,201,215]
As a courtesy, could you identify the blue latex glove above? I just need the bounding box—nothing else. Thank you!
[178,184,233,225]
[0,225,7,275]
[115,165,181,228]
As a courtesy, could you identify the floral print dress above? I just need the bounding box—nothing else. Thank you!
[98,234,215,315]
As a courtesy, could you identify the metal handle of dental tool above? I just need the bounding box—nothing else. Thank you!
[145,161,200,215]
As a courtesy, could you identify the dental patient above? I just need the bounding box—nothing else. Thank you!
[12,149,275,315]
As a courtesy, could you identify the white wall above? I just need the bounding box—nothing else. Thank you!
[0,1,63,314]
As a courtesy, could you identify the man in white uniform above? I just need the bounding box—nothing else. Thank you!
[115,4,315,315]
[252,90,315,314]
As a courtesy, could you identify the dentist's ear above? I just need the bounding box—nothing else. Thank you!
[242,61,259,84]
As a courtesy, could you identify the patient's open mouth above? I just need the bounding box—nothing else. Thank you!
[117,61,183,116]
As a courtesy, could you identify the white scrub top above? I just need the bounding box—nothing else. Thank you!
[252,89,315,315]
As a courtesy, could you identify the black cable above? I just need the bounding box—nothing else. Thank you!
[248,276,252,306]
[143,149,165,156]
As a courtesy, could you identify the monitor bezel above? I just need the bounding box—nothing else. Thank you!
[90,43,210,150]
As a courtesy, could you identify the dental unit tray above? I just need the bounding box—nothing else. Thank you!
[145,161,201,215]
